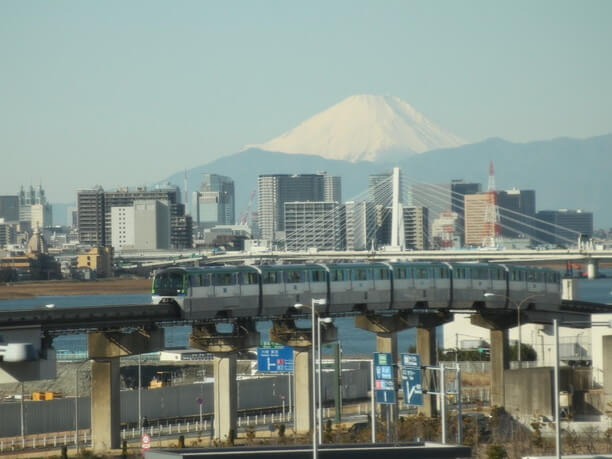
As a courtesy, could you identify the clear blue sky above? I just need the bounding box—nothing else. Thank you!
[1,0,610,202]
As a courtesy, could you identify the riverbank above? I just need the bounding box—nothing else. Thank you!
[0,278,151,300]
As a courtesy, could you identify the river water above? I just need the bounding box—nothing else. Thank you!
[1,273,610,356]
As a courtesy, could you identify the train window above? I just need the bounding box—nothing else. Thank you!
[474,268,488,280]
[352,269,369,281]
[374,268,390,280]
[190,274,201,287]
[310,270,325,282]
[243,272,259,285]
[285,271,304,283]
[455,268,465,279]
[331,269,347,281]
[527,271,535,282]
[213,272,234,286]
[262,271,279,284]
[437,268,448,279]
[415,268,429,279]
[395,268,406,279]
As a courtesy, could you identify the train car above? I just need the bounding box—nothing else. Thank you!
[391,262,452,309]
[259,264,328,316]
[327,263,391,313]
[151,261,561,320]
[152,265,261,319]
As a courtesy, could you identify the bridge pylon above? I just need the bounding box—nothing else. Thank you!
[189,319,260,442]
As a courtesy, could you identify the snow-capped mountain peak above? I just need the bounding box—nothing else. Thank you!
[247,94,466,162]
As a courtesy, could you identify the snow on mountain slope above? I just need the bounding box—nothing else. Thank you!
[248,94,467,162]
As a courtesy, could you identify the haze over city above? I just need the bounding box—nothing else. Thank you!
[1,1,611,205]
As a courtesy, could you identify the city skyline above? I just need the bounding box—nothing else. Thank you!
[1,1,611,203]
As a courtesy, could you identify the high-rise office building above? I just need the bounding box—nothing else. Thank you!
[496,189,536,239]
[284,202,345,251]
[536,209,593,246]
[257,173,341,242]
[192,174,235,229]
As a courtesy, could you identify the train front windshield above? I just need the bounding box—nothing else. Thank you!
[153,271,186,296]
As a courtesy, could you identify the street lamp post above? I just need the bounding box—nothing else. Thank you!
[484,293,545,368]
[294,298,328,459]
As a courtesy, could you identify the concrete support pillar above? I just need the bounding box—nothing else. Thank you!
[213,355,237,441]
[416,327,437,417]
[91,358,120,451]
[293,349,312,434]
[562,278,578,300]
[602,336,612,410]
[587,260,599,280]
[490,329,509,408]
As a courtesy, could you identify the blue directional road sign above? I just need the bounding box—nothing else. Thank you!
[401,368,423,406]
[374,352,396,404]
[400,353,423,406]
[257,346,294,373]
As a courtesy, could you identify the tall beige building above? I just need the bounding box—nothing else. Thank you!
[464,193,495,246]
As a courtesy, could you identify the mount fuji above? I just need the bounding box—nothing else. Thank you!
[247,94,467,162]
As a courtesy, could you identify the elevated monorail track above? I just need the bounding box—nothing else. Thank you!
[0,299,608,334]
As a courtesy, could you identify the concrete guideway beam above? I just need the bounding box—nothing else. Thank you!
[354,310,453,334]
[269,318,338,349]
[88,327,165,359]
[189,319,260,353]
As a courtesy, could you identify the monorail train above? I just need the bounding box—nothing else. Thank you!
[151,262,561,320]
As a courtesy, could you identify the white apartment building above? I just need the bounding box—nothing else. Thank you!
[111,200,170,251]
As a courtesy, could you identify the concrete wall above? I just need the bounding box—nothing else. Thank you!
[504,367,577,419]
[0,368,368,437]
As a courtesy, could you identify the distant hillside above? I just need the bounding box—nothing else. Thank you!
[165,133,612,227]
